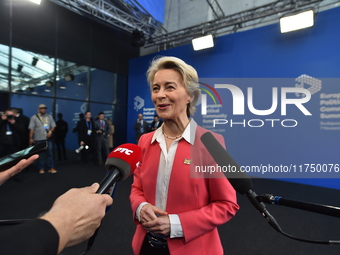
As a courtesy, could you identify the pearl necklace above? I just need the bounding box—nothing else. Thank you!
[162,128,182,140]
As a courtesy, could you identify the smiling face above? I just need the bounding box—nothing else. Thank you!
[151,69,191,122]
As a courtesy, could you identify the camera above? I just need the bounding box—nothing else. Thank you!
[6,115,14,120]
[75,145,89,153]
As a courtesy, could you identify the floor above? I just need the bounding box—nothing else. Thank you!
[1,151,340,255]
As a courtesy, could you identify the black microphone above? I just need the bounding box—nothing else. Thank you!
[200,132,282,232]
[96,143,142,194]
[85,143,143,254]
[200,132,252,194]
[200,132,340,245]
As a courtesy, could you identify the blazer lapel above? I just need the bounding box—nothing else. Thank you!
[142,142,161,205]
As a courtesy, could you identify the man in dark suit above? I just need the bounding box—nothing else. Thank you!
[94,112,111,164]
[0,109,25,158]
[133,113,149,144]
[78,111,97,165]
[72,113,84,145]
[55,113,68,161]
[150,115,163,131]
[11,107,30,149]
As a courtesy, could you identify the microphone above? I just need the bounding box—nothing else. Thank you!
[200,132,282,232]
[85,143,142,253]
[200,132,252,194]
[96,143,142,194]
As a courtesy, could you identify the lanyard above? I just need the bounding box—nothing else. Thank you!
[38,114,49,124]
[86,121,92,130]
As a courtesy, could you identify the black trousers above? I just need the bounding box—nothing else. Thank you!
[80,137,97,164]
[140,235,170,255]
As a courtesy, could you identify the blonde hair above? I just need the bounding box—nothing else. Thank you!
[147,56,201,117]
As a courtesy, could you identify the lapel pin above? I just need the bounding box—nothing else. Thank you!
[184,159,191,165]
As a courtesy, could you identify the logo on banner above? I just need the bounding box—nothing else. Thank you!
[295,74,322,97]
[197,77,316,128]
[80,102,88,113]
[198,82,223,115]
[134,96,144,111]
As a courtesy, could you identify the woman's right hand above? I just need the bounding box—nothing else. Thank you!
[140,204,170,236]
[140,204,167,224]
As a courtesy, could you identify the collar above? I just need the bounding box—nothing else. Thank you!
[151,118,197,145]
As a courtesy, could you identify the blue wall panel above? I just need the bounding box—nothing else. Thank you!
[127,7,340,189]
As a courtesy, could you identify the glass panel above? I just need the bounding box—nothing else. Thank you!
[56,58,89,100]
[11,46,55,96]
[90,69,116,104]
[0,44,9,91]
[56,98,88,150]
[11,94,53,118]
[90,103,114,122]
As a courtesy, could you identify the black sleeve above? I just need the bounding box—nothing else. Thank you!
[133,121,139,130]
[78,120,86,142]
[0,219,59,255]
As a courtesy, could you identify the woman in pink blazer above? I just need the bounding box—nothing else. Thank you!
[130,56,239,255]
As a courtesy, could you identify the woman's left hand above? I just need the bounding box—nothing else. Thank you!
[142,215,171,237]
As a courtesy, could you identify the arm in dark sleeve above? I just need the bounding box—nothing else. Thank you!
[0,219,59,255]
[133,121,139,130]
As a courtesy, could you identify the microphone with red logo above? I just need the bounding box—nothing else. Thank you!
[96,143,142,194]
[85,143,142,254]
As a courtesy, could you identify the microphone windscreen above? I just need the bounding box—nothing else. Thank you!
[105,143,142,181]
[200,132,253,194]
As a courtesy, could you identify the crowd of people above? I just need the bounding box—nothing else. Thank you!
[0,106,115,172]
[74,111,114,166]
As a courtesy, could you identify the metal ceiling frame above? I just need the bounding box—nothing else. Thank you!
[49,0,166,37]
[206,0,225,19]
[145,0,326,49]
[48,0,339,51]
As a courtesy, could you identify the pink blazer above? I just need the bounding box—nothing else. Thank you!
[130,125,239,255]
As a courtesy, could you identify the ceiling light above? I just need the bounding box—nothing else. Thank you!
[280,10,314,33]
[64,74,74,81]
[31,57,39,66]
[17,64,23,72]
[192,34,214,51]
[45,81,53,87]
[29,0,41,5]
[131,29,145,47]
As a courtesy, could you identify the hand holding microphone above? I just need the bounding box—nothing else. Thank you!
[85,143,142,252]
[96,143,142,194]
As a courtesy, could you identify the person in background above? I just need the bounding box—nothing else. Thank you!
[130,56,239,255]
[150,115,163,131]
[133,113,149,144]
[0,154,113,255]
[78,111,97,166]
[55,113,68,161]
[72,113,84,145]
[94,112,111,164]
[29,104,57,174]
[106,118,115,151]
[11,107,30,149]
[0,109,25,158]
